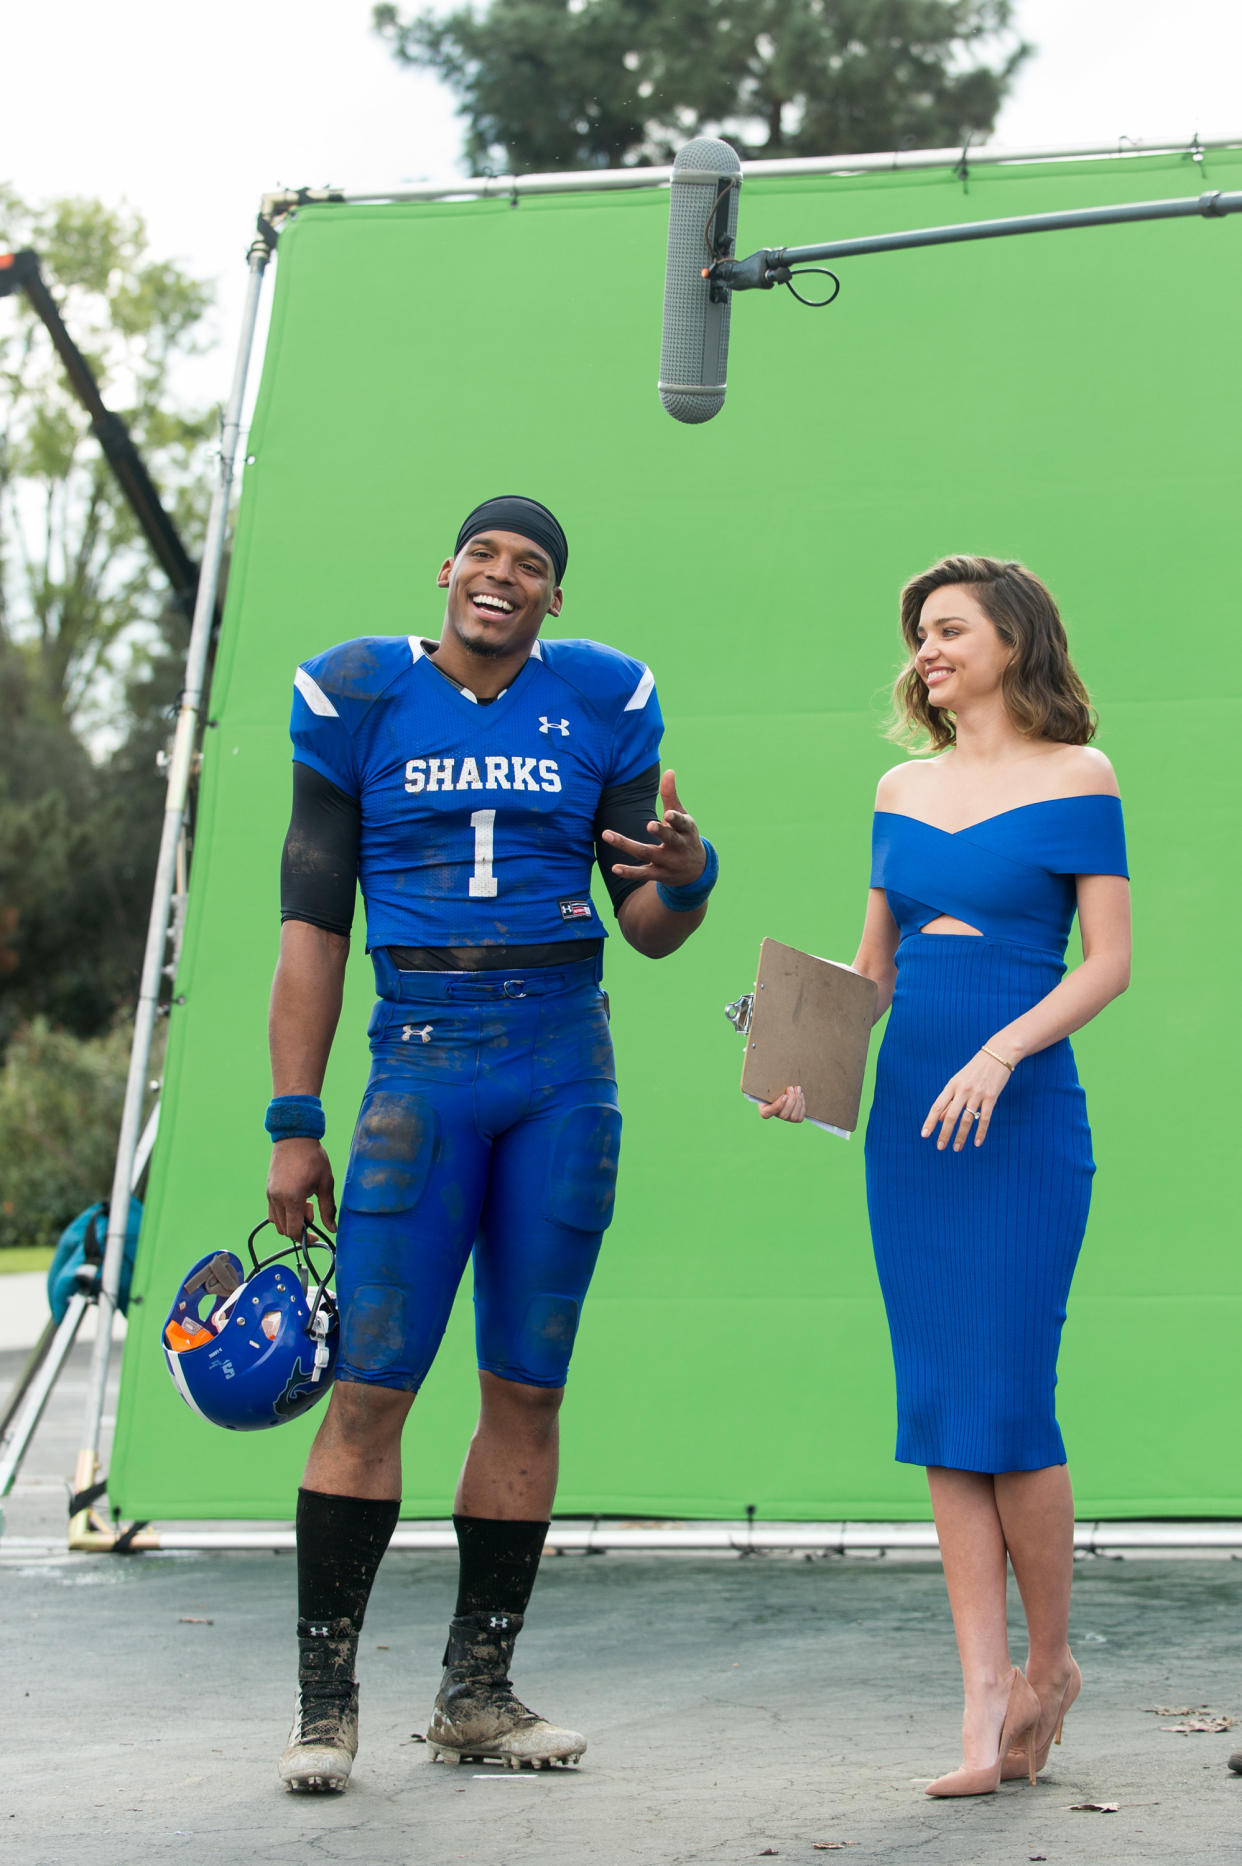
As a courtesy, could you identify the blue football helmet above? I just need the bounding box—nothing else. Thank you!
[163,1221,339,1431]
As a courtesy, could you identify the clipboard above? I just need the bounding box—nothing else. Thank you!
[728,938,878,1138]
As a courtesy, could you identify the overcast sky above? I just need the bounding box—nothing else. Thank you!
[4,0,1240,384]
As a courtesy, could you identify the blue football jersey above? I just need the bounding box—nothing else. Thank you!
[289,635,663,950]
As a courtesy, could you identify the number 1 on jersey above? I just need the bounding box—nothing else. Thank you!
[469,808,498,897]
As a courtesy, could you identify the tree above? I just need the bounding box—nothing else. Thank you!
[0,189,215,1046]
[0,1016,132,1250]
[0,612,189,1049]
[0,188,214,735]
[373,0,1030,175]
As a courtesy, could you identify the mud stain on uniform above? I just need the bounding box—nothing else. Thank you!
[525,1296,579,1349]
[545,1104,622,1232]
[341,1285,408,1371]
[343,1091,436,1214]
[321,639,386,700]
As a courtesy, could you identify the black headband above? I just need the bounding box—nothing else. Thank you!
[455,496,568,585]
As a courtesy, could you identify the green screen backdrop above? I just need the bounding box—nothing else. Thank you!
[111,148,1242,1521]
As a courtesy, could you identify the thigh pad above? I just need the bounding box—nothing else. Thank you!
[473,1090,622,1388]
[341,1089,437,1214]
[544,1102,623,1233]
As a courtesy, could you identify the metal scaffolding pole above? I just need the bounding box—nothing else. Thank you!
[0,1297,93,1502]
[712,189,1242,291]
[46,1519,1242,1556]
[330,131,1242,207]
[71,238,273,1537]
[0,1106,158,1511]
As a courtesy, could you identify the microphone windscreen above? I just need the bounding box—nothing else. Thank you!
[659,138,742,425]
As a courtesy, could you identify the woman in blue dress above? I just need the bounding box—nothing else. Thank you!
[764,556,1131,1797]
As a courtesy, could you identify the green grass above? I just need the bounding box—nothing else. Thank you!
[0,1245,55,1275]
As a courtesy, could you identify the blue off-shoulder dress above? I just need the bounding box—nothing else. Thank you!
[865,796,1128,1473]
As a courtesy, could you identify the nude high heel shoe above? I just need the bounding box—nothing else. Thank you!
[1002,1656,1082,1781]
[925,1667,1040,1798]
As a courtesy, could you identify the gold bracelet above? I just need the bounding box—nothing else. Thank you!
[982,1043,1015,1072]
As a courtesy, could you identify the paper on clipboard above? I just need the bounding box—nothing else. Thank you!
[735,938,878,1137]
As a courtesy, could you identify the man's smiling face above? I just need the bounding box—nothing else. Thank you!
[437,529,563,662]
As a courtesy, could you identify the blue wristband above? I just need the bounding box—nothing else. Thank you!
[656,837,718,913]
[265,1094,326,1142]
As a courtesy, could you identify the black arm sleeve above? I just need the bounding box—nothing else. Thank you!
[593,761,661,916]
[280,761,361,936]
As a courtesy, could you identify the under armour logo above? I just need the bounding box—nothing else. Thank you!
[401,1024,433,1044]
[539,716,570,735]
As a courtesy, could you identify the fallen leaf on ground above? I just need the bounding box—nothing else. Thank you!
[812,1845,857,1852]
[1163,1716,1235,1734]
[759,1851,779,1857]
[1070,1801,1119,1813]
[178,1616,213,1624]
[407,1732,427,1743]
[376,1643,389,1650]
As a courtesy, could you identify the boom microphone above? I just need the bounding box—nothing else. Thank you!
[659,138,742,424]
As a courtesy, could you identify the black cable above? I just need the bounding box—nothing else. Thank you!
[703,180,734,261]
[783,266,841,307]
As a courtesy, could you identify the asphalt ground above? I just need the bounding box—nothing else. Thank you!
[2,1325,1240,1866]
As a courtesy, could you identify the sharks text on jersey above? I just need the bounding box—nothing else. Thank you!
[403,755,563,795]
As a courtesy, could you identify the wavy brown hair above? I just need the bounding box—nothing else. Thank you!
[890,555,1096,752]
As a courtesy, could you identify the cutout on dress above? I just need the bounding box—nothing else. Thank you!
[919,914,983,937]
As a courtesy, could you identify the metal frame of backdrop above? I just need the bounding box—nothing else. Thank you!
[48,129,1242,1556]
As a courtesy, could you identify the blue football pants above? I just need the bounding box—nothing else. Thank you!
[334,952,621,1392]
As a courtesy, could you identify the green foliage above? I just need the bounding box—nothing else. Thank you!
[0,626,181,1048]
[0,1244,56,1273]
[0,1017,130,1251]
[374,0,1030,173]
[0,186,214,730]
[0,188,213,1048]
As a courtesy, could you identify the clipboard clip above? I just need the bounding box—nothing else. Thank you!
[723,991,754,1035]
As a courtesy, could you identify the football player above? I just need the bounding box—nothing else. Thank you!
[265,496,717,1790]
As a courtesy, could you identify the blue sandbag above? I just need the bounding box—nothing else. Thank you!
[46,1198,142,1325]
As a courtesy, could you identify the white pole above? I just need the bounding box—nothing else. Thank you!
[0,1295,91,1500]
[73,238,273,1520]
[97,1518,1242,1555]
[333,131,1242,206]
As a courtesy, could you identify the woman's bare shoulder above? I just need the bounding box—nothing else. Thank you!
[1041,742,1120,798]
[875,757,941,810]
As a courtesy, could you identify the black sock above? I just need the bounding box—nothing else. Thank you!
[453,1515,549,1618]
[296,1487,401,1631]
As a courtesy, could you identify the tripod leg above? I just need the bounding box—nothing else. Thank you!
[0,1314,58,1443]
[0,1293,91,1499]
